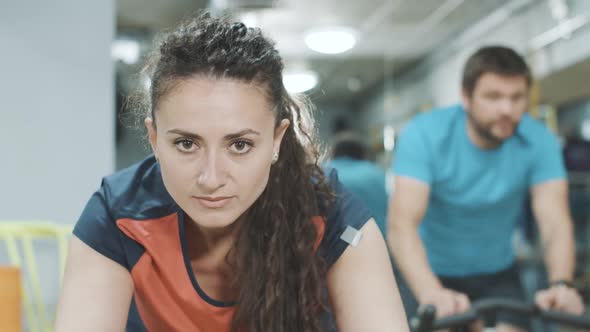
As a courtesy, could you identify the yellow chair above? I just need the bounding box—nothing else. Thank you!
[0,222,73,332]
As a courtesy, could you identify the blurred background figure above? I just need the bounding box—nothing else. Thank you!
[388,45,584,332]
[325,132,389,238]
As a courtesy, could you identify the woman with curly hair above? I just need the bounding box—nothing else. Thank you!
[55,12,407,332]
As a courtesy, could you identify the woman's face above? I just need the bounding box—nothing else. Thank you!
[146,77,289,230]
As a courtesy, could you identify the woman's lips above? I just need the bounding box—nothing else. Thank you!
[193,196,232,208]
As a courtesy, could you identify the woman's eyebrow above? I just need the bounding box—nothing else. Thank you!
[224,129,261,140]
[166,128,202,140]
[166,128,261,140]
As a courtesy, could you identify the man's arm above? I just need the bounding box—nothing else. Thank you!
[387,176,437,297]
[531,179,584,314]
[530,179,575,281]
[387,176,469,318]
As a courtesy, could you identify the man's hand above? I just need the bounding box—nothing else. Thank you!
[535,284,585,315]
[418,287,471,319]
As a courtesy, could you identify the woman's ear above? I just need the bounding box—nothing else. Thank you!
[273,119,290,156]
[144,117,158,159]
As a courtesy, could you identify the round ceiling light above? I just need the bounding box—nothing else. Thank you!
[111,39,140,64]
[304,27,357,54]
[283,70,319,93]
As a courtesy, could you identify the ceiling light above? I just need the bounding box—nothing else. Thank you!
[304,27,357,54]
[283,70,319,93]
[549,0,569,21]
[112,39,140,64]
[239,11,260,28]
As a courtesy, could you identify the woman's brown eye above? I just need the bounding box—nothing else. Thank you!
[234,141,246,150]
[175,139,197,153]
[230,140,253,154]
[182,141,193,150]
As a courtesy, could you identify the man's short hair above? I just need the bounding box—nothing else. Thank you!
[462,46,532,96]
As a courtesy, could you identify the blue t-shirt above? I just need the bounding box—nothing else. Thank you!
[393,105,566,277]
[73,156,372,331]
[325,158,388,238]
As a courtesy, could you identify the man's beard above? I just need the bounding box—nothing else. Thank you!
[467,112,507,147]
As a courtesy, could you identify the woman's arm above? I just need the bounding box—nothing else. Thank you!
[327,219,409,331]
[55,236,134,332]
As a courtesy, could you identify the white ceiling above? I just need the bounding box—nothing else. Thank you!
[116,0,512,104]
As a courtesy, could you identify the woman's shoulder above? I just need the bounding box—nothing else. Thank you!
[99,155,177,220]
[73,155,177,269]
[315,168,374,267]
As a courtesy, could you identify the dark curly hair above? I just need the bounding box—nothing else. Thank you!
[129,11,334,332]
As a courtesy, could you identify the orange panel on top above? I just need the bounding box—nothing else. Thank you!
[116,214,327,331]
[117,214,234,332]
[311,215,326,251]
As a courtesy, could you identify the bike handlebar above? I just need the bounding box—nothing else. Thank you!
[411,298,590,331]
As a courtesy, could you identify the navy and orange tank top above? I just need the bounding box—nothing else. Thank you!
[73,156,372,331]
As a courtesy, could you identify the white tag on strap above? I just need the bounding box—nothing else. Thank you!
[340,225,363,247]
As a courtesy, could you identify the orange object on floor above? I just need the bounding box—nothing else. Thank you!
[0,266,22,332]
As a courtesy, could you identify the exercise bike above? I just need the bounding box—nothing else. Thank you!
[411,297,590,331]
